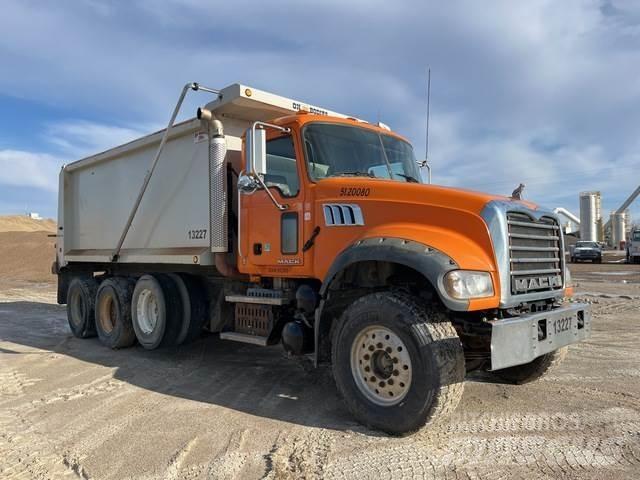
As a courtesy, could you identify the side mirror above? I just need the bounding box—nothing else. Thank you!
[245,127,267,176]
[240,121,290,211]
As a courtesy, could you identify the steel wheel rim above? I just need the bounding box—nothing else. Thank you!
[350,325,412,406]
[136,289,159,335]
[98,295,116,334]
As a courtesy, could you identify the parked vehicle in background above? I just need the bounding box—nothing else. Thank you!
[53,82,591,435]
[627,228,640,264]
[571,241,602,263]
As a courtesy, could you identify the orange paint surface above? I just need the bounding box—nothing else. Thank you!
[237,114,541,311]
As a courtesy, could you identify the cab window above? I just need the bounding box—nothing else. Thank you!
[265,136,299,197]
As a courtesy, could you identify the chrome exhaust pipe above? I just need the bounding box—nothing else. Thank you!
[197,107,224,137]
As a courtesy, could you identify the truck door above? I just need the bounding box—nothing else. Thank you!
[240,133,309,274]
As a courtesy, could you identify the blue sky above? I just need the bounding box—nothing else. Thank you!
[1,0,639,223]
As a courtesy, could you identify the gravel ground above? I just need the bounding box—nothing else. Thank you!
[0,263,639,479]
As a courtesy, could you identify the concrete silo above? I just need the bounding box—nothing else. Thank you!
[610,211,626,248]
[579,191,602,242]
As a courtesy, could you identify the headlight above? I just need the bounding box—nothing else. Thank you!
[443,270,494,300]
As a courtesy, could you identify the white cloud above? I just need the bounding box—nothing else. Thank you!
[0,150,62,191]
[0,120,150,196]
[46,121,149,159]
[0,0,640,220]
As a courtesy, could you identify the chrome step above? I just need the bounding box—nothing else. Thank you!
[219,332,269,346]
[225,294,286,305]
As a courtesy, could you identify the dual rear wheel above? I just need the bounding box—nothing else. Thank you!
[95,277,137,349]
[66,273,207,350]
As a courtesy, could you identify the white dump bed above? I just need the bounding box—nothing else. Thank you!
[57,83,350,267]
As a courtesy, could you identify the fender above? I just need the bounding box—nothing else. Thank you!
[313,237,467,365]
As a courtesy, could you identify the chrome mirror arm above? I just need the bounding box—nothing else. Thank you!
[246,121,291,211]
[250,172,289,211]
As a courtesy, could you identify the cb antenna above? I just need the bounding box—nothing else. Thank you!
[424,68,432,184]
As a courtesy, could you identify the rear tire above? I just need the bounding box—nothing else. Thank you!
[490,347,568,384]
[67,277,98,338]
[132,274,183,350]
[331,291,465,435]
[95,277,137,349]
[169,273,207,345]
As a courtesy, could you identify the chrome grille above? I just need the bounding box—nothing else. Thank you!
[507,212,563,295]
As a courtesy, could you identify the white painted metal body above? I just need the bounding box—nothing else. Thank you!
[57,83,351,268]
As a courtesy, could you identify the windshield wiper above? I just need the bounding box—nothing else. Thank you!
[395,173,419,183]
[334,171,376,178]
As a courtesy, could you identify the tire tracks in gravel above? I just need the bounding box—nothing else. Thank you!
[0,373,147,480]
[0,406,88,479]
[165,437,199,480]
[263,428,335,479]
[319,432,639,479]
[0,369,41,397]
[310,406,640,480]
[204,429,250,478]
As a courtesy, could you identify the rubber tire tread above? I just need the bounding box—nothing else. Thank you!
[491,346,568,384]
[156,274,184,348]
[95,277,137,349]
[179,274,208,344]
[331,291,465,435]
[66,277,98,338]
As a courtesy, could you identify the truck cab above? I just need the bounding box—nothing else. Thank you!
[55,82,591,434]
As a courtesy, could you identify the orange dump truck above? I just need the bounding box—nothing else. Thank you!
[54,82,591,434]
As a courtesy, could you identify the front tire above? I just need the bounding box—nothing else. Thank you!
[490,347,568,384]
[332,292,465,435]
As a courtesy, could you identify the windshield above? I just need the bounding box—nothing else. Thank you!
[576,242,599,248]
[303,123,421,183]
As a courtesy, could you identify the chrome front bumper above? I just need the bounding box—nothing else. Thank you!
[489,303,591,371]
